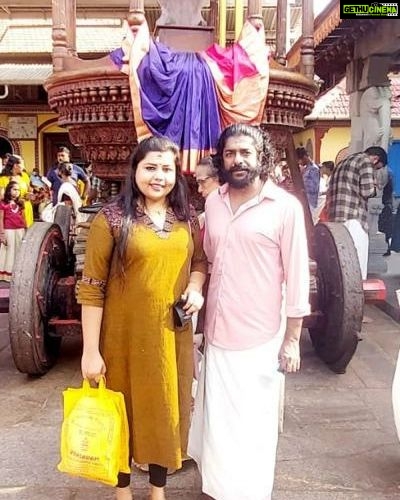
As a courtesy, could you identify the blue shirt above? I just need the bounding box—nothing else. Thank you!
[47,164,88,205]
[302,162,320,209]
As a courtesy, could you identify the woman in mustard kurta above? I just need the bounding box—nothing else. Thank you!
[0,155,34,227]
[77,136,207,500]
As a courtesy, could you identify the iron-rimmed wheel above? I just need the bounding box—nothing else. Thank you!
[54,204,72,257]
[9,223,67,375]
[309,222,364,374]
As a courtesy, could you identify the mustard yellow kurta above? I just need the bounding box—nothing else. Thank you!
[77,207,207,470]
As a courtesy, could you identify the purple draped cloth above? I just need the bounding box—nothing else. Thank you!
[136,40,221,153]
[109,20,269,172]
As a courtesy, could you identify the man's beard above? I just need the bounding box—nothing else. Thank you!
[223,164,260,189]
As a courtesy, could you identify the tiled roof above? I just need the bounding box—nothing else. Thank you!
[0,3,303,38]
[0,19,124,54]
[0,63,53,84]
[0,7,303,56]
[307,74,400,120]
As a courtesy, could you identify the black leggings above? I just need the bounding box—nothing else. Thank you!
[117,464,168,488]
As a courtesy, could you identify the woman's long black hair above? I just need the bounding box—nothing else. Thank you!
[1,155,20,177]
[115,135,190,274]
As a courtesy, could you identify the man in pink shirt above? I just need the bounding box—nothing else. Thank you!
[189,124,310,500]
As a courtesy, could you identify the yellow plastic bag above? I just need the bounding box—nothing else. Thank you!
[58,376,130,486]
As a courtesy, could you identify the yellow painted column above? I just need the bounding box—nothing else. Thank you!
[234,0,244,40]
[219,0,227,47]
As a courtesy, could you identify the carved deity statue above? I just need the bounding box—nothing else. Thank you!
[359,85,392,153]
[348,56,392,155]
[156,0,207,26]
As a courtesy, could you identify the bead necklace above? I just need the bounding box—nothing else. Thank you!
[10,201,19,214]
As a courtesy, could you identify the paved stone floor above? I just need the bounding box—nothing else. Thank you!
[1,305,400,499]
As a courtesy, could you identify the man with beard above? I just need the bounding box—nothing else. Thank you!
[188,124,310,500]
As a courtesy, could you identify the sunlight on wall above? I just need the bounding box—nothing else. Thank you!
[0,111,67,173]
[20,142,36,172]
[392,126,400,141]
[294,129,315,157]
[320,127,350,163]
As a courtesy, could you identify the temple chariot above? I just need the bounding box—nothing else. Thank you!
[8,0,384,376]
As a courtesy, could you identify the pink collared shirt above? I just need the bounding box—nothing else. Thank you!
[204,180,311,350]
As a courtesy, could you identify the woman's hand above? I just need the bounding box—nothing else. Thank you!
[182,284,204,316]
[0,233,7,246]
[81,349,106,382]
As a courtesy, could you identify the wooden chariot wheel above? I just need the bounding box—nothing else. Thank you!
[9,223,68,375]
[73,213,96,279]
[309,222,364,374]
[53,204,73,259]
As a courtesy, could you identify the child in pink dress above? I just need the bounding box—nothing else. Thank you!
[0,181,26,282]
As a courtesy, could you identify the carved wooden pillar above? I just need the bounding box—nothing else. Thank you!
[65,0,76,56]
[300,0,314,80]
[347,56,392,154]
[130,0,145,12]
[276,0,288,66]
[128,0,146,38]
[51,0,68,72]
[314,125,329,164]
[247,0,262,17]
[247,0,263,33]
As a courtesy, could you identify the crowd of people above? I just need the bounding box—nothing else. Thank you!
[290,146,400,268]
[0,153,35,282]
[0,147,97,282]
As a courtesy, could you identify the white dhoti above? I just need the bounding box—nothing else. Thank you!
[188,336,284,500]
[343,219,369,280]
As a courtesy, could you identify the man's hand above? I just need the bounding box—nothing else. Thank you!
[279,317,303,373]
[278,338,301,373]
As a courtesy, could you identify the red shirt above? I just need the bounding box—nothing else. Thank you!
[0,201,25,229]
